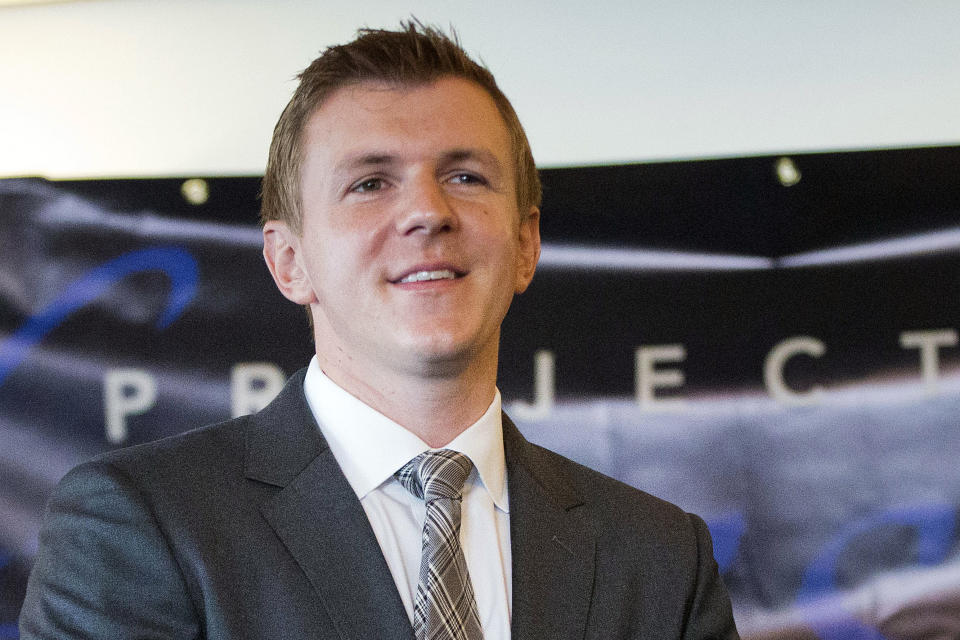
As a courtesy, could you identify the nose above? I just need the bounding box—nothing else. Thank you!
[394,175,457,236]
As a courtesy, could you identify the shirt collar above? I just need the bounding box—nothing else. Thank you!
[302,357,508,513]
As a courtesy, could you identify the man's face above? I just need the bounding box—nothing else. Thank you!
[264,77,540,382]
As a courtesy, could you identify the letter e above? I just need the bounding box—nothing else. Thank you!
[635,344,686,410]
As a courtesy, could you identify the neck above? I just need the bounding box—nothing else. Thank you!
[315,350,500,448]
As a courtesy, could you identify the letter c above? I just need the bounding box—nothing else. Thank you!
[764,336,825,405]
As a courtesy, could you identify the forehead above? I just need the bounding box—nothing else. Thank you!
[300,76,514,172]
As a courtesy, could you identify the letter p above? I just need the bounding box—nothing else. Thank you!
[103,368,157,444]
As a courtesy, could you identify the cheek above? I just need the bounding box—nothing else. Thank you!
[337,207,394,259]
[475,207,520,245]
[301,220,383,270]
[295,234,345,294]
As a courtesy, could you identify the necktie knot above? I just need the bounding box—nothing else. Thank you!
[396,449,473,502]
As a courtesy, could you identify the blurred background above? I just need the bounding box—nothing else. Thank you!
[3,2,960,639]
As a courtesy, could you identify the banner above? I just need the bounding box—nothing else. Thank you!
[3,146,960,639]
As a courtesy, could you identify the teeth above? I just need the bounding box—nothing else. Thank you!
[399,269,457,283]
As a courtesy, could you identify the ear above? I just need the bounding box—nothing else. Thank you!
[514,206,541,294]
[262,221,317,305]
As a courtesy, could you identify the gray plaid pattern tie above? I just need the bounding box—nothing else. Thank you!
[396,449,484,640]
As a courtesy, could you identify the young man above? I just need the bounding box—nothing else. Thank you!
[21,23,738,639]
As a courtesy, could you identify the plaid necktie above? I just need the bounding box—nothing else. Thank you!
[396,449,484,640]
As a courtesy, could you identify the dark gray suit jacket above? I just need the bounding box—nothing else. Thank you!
[21,369,738,639]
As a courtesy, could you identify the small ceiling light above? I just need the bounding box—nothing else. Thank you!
[775,157,801,187]
[181,178,209,205]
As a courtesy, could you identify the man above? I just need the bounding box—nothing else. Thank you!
[21,23,739,639]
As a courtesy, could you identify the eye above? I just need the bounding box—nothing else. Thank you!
[448,172,485,186]
[351,177,385,193]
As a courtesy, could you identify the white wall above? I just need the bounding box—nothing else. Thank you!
[1,0,958,178]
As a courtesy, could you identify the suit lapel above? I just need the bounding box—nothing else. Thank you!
[504,417,596,640]
[246,369,414,640]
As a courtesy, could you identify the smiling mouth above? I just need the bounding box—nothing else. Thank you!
[397,269,460,284]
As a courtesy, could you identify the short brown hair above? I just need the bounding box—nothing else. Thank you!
[260,20,541,234]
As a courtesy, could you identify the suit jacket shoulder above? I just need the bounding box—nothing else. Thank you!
[503,417,739,640]
[21,369,412,640]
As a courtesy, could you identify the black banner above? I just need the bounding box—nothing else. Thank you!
[3,146,960,639]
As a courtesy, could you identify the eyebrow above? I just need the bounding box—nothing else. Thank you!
[441,148,505,178]
[336,153,399,174]
[335,148,505,175]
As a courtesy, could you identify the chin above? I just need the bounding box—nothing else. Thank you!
[398,333,480,369]
[391,319,499,370]
[407,339,467,363]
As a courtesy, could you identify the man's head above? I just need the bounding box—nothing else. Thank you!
[261,23,541,401]
[260,21,541,235]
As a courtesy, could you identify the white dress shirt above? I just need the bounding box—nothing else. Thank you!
[302,357,512,637]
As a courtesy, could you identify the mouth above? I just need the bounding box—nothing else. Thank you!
[397,269,458,283]
[390,265,467,284]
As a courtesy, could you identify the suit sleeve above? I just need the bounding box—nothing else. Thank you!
[683,513,740,640]
[19,461,200,640]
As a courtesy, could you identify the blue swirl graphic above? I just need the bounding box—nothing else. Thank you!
[706,512,745,574]
[0,246,198,386]
[797,503,956,640]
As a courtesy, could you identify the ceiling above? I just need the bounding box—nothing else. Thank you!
[2,0,958,178]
